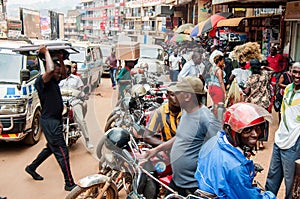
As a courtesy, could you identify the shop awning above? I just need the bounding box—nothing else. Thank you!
[285,1,300,21]
[212,0,285,8]
[217,17,245,27]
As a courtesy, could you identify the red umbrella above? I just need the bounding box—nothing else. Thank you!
[198,12,233,37]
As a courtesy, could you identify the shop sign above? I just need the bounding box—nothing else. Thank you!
[285,1,300,20]
[114,9,119,27]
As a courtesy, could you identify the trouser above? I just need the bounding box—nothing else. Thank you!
[166,179,197,197]
[72,102,89,142]
[265,136,300,199]
[110,68,117,87]
[172,70,180,82]
[29,118,75,186]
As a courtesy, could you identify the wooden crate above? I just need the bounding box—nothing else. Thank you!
[116,42,140,60]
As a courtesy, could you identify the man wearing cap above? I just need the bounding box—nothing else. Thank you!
[144,76,221,196]
[142,84,182,145]
[59,60,93,149]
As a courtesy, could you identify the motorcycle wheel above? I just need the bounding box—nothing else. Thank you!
[65,183,118,199]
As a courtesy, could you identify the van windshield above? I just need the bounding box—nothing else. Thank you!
[140,46,164,61]
[69,46,86,62]
[0,52,23,83]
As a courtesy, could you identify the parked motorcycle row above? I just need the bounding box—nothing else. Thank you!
[64,67,268,198]
[64,71,179,198]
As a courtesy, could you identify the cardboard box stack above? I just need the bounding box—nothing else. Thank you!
[116,42,140,60]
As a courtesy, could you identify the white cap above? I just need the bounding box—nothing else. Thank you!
[64,60,72,66]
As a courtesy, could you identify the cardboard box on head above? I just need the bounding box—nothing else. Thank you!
[116,42,140,60]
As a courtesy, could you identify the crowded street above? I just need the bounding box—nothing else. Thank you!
[0,0,299,199]
[0,77,284,198]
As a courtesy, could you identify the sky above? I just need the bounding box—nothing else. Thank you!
[6,0,81,18]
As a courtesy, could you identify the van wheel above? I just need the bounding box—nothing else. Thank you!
[23,110,42,145]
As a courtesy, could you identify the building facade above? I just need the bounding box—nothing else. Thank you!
[80,0,125,40]
[64,10,81,40]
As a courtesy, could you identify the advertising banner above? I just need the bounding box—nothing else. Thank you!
[58,13,64,39]
[49,10,58,39]
[40,17,51,35]
[20,8,42,39]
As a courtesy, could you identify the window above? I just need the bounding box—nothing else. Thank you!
[27,56,40,79]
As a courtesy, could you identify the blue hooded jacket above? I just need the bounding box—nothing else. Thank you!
[195,131,276,199]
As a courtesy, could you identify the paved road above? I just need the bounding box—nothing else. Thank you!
[0,77,285,199]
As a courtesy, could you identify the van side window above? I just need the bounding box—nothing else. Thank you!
[27,56,40,79]
[86,48,92,62]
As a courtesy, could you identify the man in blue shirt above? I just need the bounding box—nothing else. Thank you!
[195,102,276,199]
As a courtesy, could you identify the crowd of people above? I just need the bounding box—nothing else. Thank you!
[145,40,299,198]
[22,40,300,199]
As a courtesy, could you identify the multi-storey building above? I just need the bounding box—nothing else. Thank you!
[80,0,125,40]
[64,9,81,40]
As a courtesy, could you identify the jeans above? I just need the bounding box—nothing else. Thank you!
[29,118,75,186]
[110,68,117,87]
[265,136,300,199]
[172,70,180,82]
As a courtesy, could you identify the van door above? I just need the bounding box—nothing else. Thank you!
[89,46,102,87]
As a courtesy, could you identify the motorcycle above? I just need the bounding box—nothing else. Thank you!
[61,89,85,147]
[65,126,172,199]
[104,84,164,132]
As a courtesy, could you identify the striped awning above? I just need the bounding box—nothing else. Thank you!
[217,17,245,27]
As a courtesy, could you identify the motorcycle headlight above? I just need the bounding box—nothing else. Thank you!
[0,99,27,114]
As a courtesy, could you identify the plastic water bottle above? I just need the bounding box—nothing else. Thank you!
[217,102,226,122]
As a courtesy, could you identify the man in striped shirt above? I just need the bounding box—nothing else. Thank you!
[144,87,181,146]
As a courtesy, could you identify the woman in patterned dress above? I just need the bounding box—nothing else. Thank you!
[243,59,274,149]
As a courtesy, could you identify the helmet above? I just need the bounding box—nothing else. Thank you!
[105,127,130,150]
[98,128,131,169]
[131,84,147,97]
[224,102,272,133]
[223,102,272,147]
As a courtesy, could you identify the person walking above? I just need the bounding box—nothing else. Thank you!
[105,51,118,89]
[208,55,226,116]
[265,62,300,199]
[226,62,252,106]
[59,60,94,149]
[144,76,221,196]
[178,51,201,81]
[117,59,137,99]
[25,45,76,191]
[274,66,293,121]
[242,59,274,150]
[169,50,182,82]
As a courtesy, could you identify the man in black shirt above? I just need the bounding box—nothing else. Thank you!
[25,45,76,191]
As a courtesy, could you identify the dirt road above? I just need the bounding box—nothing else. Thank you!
[0,77,285,199]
